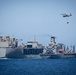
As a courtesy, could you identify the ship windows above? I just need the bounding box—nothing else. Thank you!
[27,45,32,48]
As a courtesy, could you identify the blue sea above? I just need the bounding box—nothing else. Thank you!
[0,58,76,75]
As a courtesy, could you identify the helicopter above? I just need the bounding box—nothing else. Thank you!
[61,13,72,17]
[61,13,72,24]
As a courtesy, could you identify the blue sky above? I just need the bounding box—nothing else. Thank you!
[0,0,76,46]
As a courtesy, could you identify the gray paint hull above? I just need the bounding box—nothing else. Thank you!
[50,53,76,59]
[0,48,24,58]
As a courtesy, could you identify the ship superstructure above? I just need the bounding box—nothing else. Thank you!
[0,35,18,48]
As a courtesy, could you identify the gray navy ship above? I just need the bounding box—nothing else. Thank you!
[23,37,44,58]
[40,36,76,59]
[0,35,44,58]
[0,35,76,59]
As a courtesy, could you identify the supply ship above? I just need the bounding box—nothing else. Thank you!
[23,37,44,58]
[0,35,23,58]
[0,35,76,59]
[0,35,44,58]
[40,36,76,59]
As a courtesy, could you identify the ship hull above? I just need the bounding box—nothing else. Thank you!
[40,54,51,59]
[0,48,6,58]
[0,48,24,58]
[23,48,43,55]
[23,48,43,58]
[6,48,24,58]
[24,55,41,59]
[50,53,76,59]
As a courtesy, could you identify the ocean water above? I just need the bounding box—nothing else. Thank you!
[0,58,76,75]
